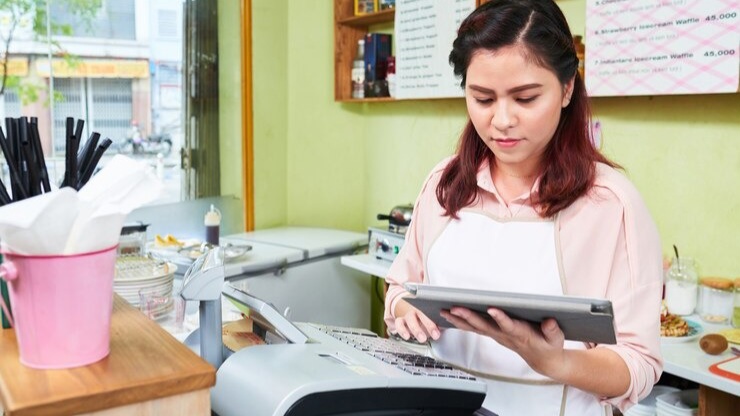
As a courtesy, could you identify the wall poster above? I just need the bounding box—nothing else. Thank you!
[395,0,476,99]
[586,0,739,96]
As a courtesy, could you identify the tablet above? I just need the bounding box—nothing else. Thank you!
[403,282,616,344]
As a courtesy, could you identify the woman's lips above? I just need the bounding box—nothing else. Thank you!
[493,138,522,148]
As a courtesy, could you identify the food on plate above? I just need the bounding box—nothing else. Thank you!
[718,328,740,344]
[699,334,728,355]
[660,305,690,337]
[154,234,184,247]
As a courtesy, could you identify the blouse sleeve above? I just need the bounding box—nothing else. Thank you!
[562,166,664,411]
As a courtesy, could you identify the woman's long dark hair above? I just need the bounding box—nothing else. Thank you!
[438,0,618,218]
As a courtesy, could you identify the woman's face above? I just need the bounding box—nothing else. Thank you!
[465,46,573,175]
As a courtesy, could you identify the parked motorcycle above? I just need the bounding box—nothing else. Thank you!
[117,133,173,156]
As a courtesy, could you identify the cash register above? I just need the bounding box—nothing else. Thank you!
[180,248,488,416]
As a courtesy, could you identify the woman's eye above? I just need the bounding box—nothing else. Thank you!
[475,98,493,104]
[516,96,538,103]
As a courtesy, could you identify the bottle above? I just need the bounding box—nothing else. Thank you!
[573,35,585,80]
[351,39,365,99]
[386,56,396,98]
[697,277,734,324]
[204,204,221,246]
[664,257,698,315]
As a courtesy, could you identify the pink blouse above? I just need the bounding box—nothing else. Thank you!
[384,157,664,410]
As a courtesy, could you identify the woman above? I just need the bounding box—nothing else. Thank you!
[383,1,663,415]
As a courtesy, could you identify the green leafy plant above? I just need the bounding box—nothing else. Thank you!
[0,0,101,103]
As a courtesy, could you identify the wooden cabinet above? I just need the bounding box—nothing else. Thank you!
[333,0,396,102]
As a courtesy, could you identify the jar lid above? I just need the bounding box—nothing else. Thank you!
[699,276,734,291]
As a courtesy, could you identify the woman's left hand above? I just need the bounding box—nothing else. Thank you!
[440,307,567,378]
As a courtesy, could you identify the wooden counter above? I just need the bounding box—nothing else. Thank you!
[0,295,215,416]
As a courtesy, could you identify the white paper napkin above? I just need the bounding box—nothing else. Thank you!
[0,155,162,255]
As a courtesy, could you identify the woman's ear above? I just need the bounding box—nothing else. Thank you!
[562,77,575,107]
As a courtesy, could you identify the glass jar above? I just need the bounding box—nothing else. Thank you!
[664,258,698,315]
[733,278,740,328]
[697,277,734,323]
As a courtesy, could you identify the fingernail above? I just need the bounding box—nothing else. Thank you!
[416,333,427,342]
[432,330,440,339]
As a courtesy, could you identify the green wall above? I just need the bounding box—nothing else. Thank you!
[253,0,740,277]
[218,0,244,200]
[251,0,289,228]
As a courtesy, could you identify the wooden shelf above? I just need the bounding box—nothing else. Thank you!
[338,9,395,27]
[338,96,397,103]
[334,0,485,102]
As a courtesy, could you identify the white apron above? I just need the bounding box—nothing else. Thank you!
[426,210,608,416]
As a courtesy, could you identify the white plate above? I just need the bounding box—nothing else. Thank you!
[626,385,681,416]
[115,261,177,282]
[660,320,702,344]
[147,242,252,263]
[656,390,698,416]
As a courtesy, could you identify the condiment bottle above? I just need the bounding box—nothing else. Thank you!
[204,204,221,246]
[697,277,734,324]
[386,56,396,98]
[664,257,698,315]
[351,39,365,99]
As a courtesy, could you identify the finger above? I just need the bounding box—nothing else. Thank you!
[541,318,564,344]
[487,308,517,333]
[418,312,441,340]
[441,310,477,332]
[451,307,498,333]
[404,313,430,343]
[394,317,412,340]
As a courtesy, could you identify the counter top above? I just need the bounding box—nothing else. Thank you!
[0,295,216,416]
[660,317,739,396]
[340,253,392,278]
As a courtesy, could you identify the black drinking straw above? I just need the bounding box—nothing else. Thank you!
[61,117,74,187]
[0,124,28,201]
[29,118,51,193]
[0,178,11,206]
[76,131,100,183]
[77,138,112,188]
[19,117,41,197]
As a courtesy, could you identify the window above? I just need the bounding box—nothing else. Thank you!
[0,0,227,206]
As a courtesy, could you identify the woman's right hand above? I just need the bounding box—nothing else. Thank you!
[393,299,441,343]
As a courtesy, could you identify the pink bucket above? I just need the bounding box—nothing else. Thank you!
[0,246,117,369]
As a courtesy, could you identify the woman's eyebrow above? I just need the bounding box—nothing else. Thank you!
[467,83,543,94]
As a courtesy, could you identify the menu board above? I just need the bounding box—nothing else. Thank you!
[586,0,739,96]
[395,0,477,99]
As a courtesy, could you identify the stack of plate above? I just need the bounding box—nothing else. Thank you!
[655,389,699,416]
[624,386,680,416]
[114,256,177,315]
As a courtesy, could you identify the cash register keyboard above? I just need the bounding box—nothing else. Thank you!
[311,324,476,380]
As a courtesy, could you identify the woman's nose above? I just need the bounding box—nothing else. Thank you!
[491,102,514,131]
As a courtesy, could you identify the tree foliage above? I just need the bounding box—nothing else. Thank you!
[0,0,101,103]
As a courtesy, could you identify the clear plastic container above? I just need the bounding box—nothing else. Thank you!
[697,277,734,323]
[664,258,698,316]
